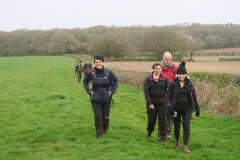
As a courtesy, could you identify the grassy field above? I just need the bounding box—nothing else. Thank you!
[0,56,240,160]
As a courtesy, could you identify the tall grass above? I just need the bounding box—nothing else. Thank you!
[113,69,240,117]
[0,56,240,160]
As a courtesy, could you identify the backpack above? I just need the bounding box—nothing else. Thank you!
[148,73,167,90]
[90,68,115,104]
[90,67,110,80]
[171,65,176,78]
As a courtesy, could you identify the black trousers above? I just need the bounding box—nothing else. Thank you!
[91,101,111,131]
[146,102,167,139]
[173,106,191,145]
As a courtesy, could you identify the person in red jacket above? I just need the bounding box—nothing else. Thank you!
[158,52,178,140]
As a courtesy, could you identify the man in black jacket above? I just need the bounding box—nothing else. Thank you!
[83,60,92,76]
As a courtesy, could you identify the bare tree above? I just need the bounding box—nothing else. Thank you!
[186,36,205,61]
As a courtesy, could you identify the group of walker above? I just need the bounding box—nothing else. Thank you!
[75,56,93,82]
[79,53,200,154]
[144,52,200,153]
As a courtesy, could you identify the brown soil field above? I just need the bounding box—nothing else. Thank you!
[104,61,240,74]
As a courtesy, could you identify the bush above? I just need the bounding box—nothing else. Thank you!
[219,58,240,61]
[112,69,240,117]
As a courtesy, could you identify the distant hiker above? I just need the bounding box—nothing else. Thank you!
[158,52,178,140]
[83,54,118,138]
[166,61,200,153]
[83,60,92,76]
[143,62,170,144]
[76,56,81,64]
[75,61,83,82]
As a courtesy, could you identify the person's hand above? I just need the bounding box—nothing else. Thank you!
[168,108,175,116]
[90,91,94,96]
[108,91,112,96]
[196,112,200,117]
[149,104,155,110]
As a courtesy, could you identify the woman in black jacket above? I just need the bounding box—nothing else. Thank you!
[166,61,200,153]
[143,62,170,144]
[83,54,118,138]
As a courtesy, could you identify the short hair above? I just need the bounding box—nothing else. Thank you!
[152,62,161,69]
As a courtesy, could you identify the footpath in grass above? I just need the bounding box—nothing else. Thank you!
[0,56,240,160]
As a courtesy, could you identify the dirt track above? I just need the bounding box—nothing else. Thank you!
[104,61,240,74]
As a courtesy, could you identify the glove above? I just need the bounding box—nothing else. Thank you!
[196,112,200,117]
[168,108,175,116]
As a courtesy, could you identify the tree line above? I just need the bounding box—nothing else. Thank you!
[0,23,240,61]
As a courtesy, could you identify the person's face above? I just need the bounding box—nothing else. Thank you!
[177,74,186,81]
[86,61,89,64]
[163,55,172,66]
[94,59,103,69]
[153,65,162,75]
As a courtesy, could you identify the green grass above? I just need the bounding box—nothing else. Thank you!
[0,56,240,160]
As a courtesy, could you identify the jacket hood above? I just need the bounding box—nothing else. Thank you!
[160,60,174,68]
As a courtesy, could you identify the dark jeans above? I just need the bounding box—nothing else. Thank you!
[173,106,191,145]
[147,102,167,139]
[91,101,111,131]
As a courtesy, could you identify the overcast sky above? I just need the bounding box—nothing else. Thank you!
[0,0,239,32]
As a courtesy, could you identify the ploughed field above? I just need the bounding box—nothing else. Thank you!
[104,48,240,73]
[104,48,240,74]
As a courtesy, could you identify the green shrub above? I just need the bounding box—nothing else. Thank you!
[113,69,240,117]
[189,72,239,87]
[219,58,240,61]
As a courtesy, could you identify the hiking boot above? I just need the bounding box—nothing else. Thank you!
[146,131,151,138]
[175,141,180,149]
[103,124,109,134]
[103,128,107,134]
[183,145,190,153]
[158,138,165,145]
[167,134,172,139]
[96,130,103,138]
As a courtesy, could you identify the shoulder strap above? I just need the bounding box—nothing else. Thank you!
[91,68,109,79]
[104,68,110,79]
[171,64,176,76]
[148,73,153,84]
[90,68,95,79]
[148,73,165,84]
[161,74,166,83]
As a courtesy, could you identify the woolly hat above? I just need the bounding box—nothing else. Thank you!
[177,61,187,74]
[94,54,104,62]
